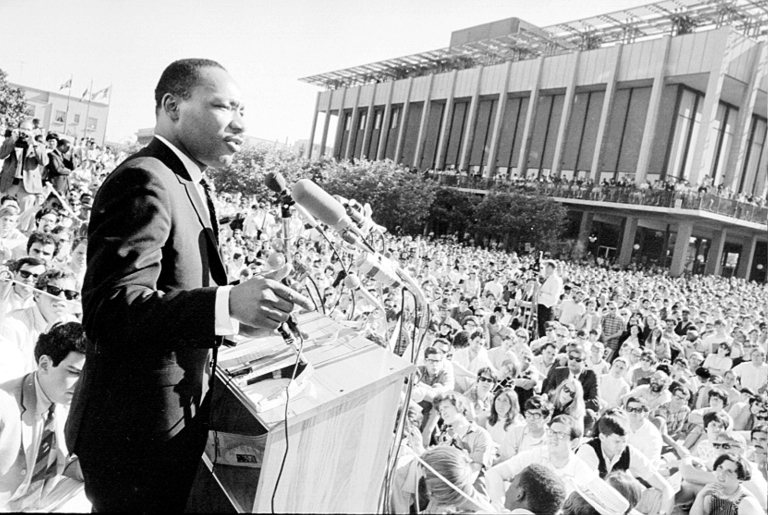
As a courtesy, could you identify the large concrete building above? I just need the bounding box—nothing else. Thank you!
[11,83,110,146]
[301,0,768,280]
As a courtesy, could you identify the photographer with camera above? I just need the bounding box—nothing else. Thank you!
[0,121,47,212]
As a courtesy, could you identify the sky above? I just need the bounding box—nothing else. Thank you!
[0,0,652,145]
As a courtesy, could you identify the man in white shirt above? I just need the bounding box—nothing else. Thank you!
[599,358,631,410]
[558,288,585,327]
[625,396,663,467]
[734,348,768,393]
[701,319,733,355]
[536,260,562,338]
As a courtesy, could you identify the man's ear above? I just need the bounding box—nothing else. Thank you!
[38,354,51,374]
[161,94,181,121]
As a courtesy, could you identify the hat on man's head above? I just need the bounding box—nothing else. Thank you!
[45,132,59,142]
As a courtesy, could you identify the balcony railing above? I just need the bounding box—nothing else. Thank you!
[428,173,768,226]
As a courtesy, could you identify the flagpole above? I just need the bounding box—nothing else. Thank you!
[83,78,93,140]
[101,84,112,147]
[63,75,73,138]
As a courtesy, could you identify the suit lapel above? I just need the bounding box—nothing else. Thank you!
[145,138,228,286]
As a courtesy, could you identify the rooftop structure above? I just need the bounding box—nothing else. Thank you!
[300,0,768,89]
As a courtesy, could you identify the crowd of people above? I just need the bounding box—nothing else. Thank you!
[1,114,768,513]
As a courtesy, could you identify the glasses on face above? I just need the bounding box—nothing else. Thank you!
[525,411,543,420]
[626,406,646,414]
[45,284,80,301]
[673,394,689,402]
[562,386,574,397]
[18,269,40,280]
[477,376,495,384]
[425,358,442,364]
[640,357,652,363]
[568,355,583,363]
[547,428,570,441]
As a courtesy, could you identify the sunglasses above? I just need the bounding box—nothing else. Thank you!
[45,284,80,301]
[568,356,583,363]
[626,406,647,413]
[477,376,495,384]
[562,386,574,396]
[18,270,40,280]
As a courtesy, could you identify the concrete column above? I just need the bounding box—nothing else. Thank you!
[332,88,347,159]
[670,221,694,277]
[394,77,414,164]
[516,56,546,177]
[756,132,768,198]
[376,82,395,161]
[617,217,639,267]
[724,41,766,190]
[687,28,731,187]
[635,36,672,185]
[306,92,321,159]
[413,74,435,168]
[551,51,581,177]
[344,87,361,160]
[319,92,333,157]
[705,228,728,275]
[459,67,484,174]
[591,45,622,181]
[360,84,377,160]
[577,211,595,247]
[435,70,459,170]
[484,61,513,178]
[736,235,758,279]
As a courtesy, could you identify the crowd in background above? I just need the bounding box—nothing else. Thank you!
[1,119,768,513]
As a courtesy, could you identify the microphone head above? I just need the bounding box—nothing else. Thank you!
[292,179,347,228]
[343,274,361,291]
[265,171,287,194]
[266,251,286,270]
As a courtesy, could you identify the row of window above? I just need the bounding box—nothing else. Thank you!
[332,83,766,196]
[54,110,98,131]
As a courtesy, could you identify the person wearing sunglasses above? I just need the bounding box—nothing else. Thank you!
[486,415,594,505]
[624,397,663,468]
[542,345,599,418]
[551,379,586,434]
[466,367,498,427]
[0,257,46,315]
[0,267,79,379]
[680,432,767,513]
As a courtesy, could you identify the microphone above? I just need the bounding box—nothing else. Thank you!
[265,171,292,202]
[344,274,386,314]
[355,253,401,288]
[292,179,368,250]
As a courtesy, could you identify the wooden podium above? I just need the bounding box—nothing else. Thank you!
[188,311,414,513]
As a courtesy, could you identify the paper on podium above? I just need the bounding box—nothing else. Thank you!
[568,475,630,515]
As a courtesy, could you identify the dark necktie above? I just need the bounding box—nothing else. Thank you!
[24,404,58,506]
[199,177,219,244]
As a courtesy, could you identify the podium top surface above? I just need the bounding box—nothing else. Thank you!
[216,311,414,430]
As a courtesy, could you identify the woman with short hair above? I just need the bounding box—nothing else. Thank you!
[690,452,762,515]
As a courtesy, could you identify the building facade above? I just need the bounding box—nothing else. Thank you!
[301,0,768,280]
[11,83,109,146]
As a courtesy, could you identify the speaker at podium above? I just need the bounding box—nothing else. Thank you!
[188,311,414,513]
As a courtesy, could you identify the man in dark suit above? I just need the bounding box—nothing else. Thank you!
[65,59,312,512]
[541,345,599,414]
[44,135,74,196]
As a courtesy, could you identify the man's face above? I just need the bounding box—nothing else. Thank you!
[752,350,765,366]
[37,213,58,233]
[173,67,245,169]
[600,433,627,458]
[567,350,585,375]
[424,352,444,376]
[671,389,690,409]
[542,345,556,364]
[29,242,56,263]
[751,430,768,459]
[437,400,460,425]
[39,351,85,406]
[13,264,45,294]
[649,373,667,393]
[610,360,627,378]
[626,401,648,426]
[35,277,78,323]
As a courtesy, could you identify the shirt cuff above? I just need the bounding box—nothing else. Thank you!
[215,285,240,336]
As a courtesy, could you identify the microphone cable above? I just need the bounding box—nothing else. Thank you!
[270,328,305,513]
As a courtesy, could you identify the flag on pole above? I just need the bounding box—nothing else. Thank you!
[91,86,111,101]
[80,88,90,101]
[59,78,72,90]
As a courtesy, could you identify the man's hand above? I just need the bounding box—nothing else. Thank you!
[229,263,313,330]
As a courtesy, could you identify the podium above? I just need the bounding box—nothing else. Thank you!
[188,311,414,513]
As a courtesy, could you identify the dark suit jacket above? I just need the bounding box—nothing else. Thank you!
[44,149,74,195]
[541,366,599,413]
[66,138,228,457]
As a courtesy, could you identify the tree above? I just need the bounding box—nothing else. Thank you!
[470,190,568,252]
[0,69,29,130]
[427,187,477,240]
[319,159,436,235]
